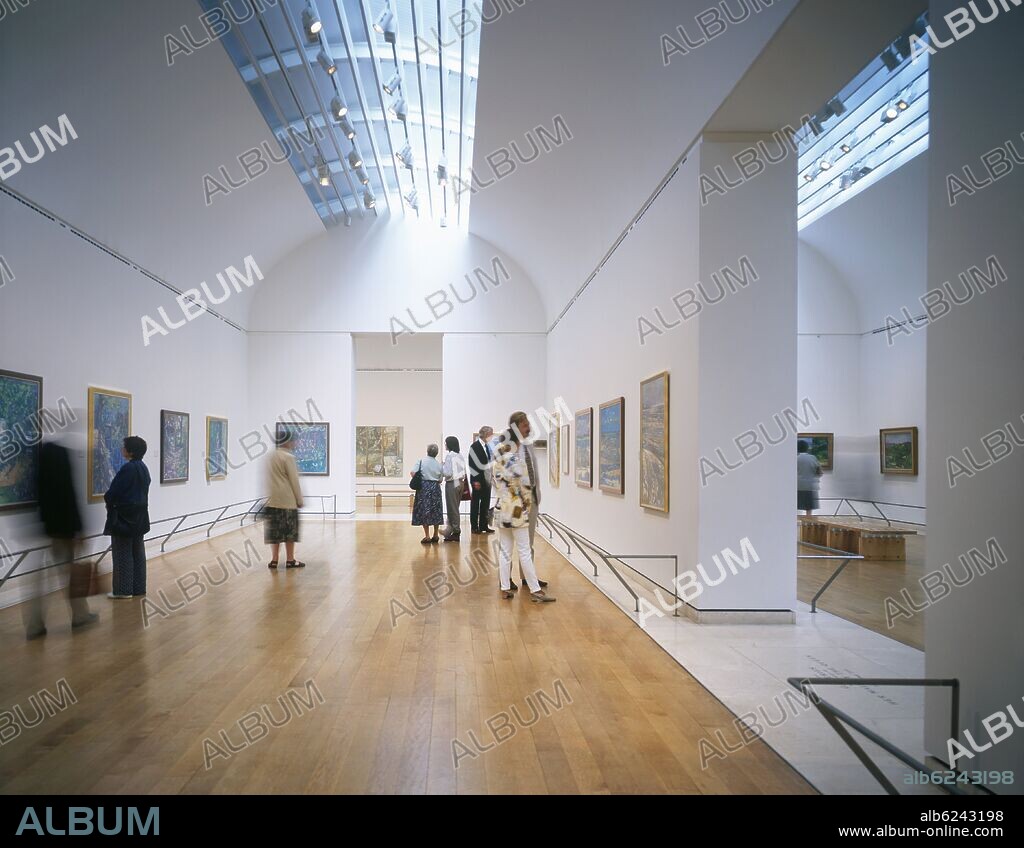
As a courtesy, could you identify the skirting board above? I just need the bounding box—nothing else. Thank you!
[682,606,795,625]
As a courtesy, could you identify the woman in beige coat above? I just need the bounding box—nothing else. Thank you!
[265,429,305,569]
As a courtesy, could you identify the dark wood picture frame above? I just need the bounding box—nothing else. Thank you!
[0,368,43,512]
[277,421,331,476]
[598,396,625,495]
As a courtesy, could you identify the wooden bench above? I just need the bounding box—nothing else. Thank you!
[799,518,916,561]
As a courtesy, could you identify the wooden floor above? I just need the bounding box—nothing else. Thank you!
[0,520,813,795]
[796,521,926,650]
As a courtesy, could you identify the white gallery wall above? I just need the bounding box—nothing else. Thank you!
[924,2,1024,786]
[0,193,256,606]
[247,333,355,514]
[798,153,929,515]
[442,334,546,452]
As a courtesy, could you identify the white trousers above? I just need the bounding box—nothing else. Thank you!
[498,525,541,593]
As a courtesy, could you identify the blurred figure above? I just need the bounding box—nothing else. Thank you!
[23,407,98,639]
[468,426,494,534]
[509,412,547,591]
[411,443,444,544]
[104,436,151,598]
[797,440,822,517]
[441,436,467,542]
[265,428,305,568]
[492,415,554,603]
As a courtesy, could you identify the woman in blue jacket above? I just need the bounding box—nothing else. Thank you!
[104,436,152,599]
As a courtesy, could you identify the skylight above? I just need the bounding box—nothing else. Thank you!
[203,0,482,229]
[796,11,930,230]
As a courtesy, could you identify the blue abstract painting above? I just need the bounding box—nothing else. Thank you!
[278,422,330,476]
[0,369,43,511]
[161,410,190,483]
[206,417,228,480]
[88,387,131,501]
[599,397,624,494]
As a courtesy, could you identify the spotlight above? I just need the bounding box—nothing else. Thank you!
[338,116,356,139]
[395,143,414,169]
[880,46,900,71]
[302,3,322,37]
[388,97,408,122]
[840,170,856,190]
[803,172,814,182]
[373,8,397,43]
[314,155,331,187]
[826,97,846,118]
[348,149,362,169]
[344,216,352,227]
[436,159,448,186]
[840,142,851,154]
[331,96,348,119]
[317,49,337,75]
[404,188,419,211]
[881,104,899,123]
[355,166,369,185]
[383,72,402,96]
[896,98,909,111]
[363,188,376,209]
[819,158,832,172]
[440,216,448,228]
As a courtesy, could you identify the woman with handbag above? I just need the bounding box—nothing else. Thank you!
[441,436,468,542]
[410,443,444,544]
[104,436,152,599]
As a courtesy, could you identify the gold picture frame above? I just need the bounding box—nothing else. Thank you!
[880,427,918,475]
[639,371,669,512]
[206,416,229,481]
[87,386,132,503]
[598,397,625,495]
[575,407,593,488]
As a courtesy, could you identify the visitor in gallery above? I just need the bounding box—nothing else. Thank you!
[264,429,305,569]
[797,439,823,517]
[411,443,445,543]
[492,416,554,603]
[24,425,98,639]
[468,426,494,534]
[103,435,152,599]
[506,411,547,592]
[441,436,467,542]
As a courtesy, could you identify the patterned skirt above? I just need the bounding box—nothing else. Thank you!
[411,479,444,526]
[264,507,300,543]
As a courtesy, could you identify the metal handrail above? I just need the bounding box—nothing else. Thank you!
[539,513,681,616]
[819,497,926,528]
[0,493,338,590]
[798,540,866,613]
[787,677,963,795]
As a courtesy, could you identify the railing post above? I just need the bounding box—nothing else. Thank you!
[95,545,112,568]
[207,505,231,538]
[161,516,188,552]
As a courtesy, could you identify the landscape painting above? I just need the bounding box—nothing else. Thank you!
[88,387,132,502]
[640,371,669,512]
[561,425,570,476]
[160,410,190,484]
[575,407,592,488]
[278,422,330,476]
[0,369,43,511]
[599,397,625,494]
[548,420,560,488]
[356,426,403,477]
[880,427,918,475]
[206,416,228,480]
[798,432,833,471]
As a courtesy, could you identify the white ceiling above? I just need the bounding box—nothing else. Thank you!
[468,0,800,325]
[0,0,323,326]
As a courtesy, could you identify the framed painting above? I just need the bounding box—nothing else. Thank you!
[160,410,190,484]
[798,432,833,471]
[880,427,918,475]
[561,424,570,476]
[356,426,403,477]
[640,371,669,512]
[88,387,132,503]
[599,397,625,494]
[548,421,560,487]
[574,407,592,488]
[278,421,330,476]
[0,369,43,511]
[206,416,228,481]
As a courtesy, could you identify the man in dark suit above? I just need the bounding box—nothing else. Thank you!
[24,437,98,639]
[468,426,494,534]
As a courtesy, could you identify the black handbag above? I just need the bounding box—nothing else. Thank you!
[409,468,422,491]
